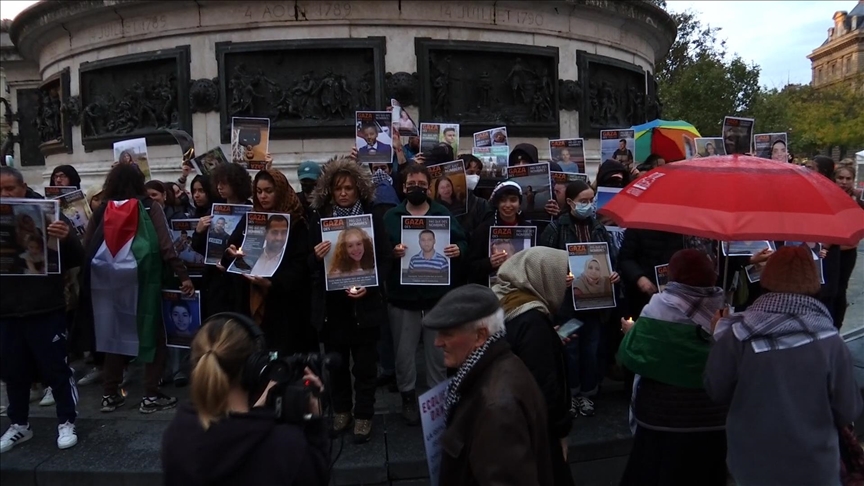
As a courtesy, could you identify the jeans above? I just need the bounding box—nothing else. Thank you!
[564,316,601,397]
[1,311,78,425]
[387,305,446,392]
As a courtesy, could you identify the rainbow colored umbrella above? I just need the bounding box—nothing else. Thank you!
[632,119,701,163]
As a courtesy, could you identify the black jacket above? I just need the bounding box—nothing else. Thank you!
[509,143,563,172]
[456,192,491,243]
[162,403,329,486]
[465,210,533,286]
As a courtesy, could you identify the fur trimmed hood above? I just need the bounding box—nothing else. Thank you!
[310,156,376,210]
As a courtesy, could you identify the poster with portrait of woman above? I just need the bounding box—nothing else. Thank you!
[695,137,726,157]
[113,137,151,181]
[391,99,418,137]
[161,290,202,349]
[231,117,271,170]
[428,160,468,216]
[754,133,788,162]
[567,242,616,310]
[320,215,379,291]
[0,199,51,276]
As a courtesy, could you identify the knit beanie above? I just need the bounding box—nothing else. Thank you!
[668,249,717,288]
[760,246,821,296]
[490,181,522,207]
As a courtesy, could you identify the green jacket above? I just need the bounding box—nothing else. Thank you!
[383,200,468,309]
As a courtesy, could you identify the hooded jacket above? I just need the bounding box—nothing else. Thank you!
[595,159,630,188]
[161,403,330,486]
[50,165,82,189]
[509,143,563,172]
[307,157,393,331]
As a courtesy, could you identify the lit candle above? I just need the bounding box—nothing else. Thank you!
[236,247,244,255]
[567,271,573,278]
[625,317,634,325]
[349,286,360,295]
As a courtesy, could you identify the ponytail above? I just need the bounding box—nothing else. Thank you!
[191,351,231,430]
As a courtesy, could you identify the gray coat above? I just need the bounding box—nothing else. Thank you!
[705,331,862,486]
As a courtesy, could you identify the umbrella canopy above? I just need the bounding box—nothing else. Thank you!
[598,155,864,246]
[632,119,701,164]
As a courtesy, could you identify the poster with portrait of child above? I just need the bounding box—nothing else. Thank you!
[320,215,379,291]
[161,290,202,349]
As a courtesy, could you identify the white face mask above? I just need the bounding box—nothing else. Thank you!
[466,174,480,191]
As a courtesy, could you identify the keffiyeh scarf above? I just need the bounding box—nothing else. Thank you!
[661,282,726,331]
[445,330,506,424]
[332,199,364,217]
[713,292,837,353]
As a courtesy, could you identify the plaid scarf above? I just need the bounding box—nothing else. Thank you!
[714,293,836,353]
[445,330,506,425]
[332,199,364,217]
[660,282,726,331]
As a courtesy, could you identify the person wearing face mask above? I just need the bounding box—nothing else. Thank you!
[540,181,620,418]
[456,154,491,243]
[296,161,322,211]
[466,181,531,286]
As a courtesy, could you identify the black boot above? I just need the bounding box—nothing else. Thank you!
[401,390,420,426]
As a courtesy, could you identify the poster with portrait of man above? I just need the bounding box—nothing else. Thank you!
[170,219,205,278]
[228,212,291,278]
[488,226,536,286]
[695,137,726,157]
[113,137,151,181]
[400,216,451,286]
[0,199,51,276]
[428,160,468,217]
[567,242,616,310]
[355,111,393,165]
[507,163,552,222]
[161,290,202,349]
[231,117,270,170]
[551,172,590,209]
[420,123,460,155]
[549,138,586,173]
[320,214,379,291]
[722,116,754,155]
[205,203,251,266]
[754,133,788,162]
[600,130,635,167]
[190,147,229,177]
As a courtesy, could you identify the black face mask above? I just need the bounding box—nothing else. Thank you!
[178,193,191,208]
[405,186,428,205]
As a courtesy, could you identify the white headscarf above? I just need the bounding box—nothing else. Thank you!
[492,246,569,321]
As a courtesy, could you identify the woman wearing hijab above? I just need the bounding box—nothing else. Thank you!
[308,156,392,443]
[573,258,613,297]
[492,247,575,486]
[617,249,728,486]
[222,169,316,355]
[540,180,620,418]
[51,165,81,190]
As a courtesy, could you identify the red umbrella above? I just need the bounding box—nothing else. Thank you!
[598,155,864,246]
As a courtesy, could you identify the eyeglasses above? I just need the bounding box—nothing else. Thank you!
[406,182,428,189]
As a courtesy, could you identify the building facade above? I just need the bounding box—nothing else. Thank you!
[4,0,675,190]
[808,0,864,89]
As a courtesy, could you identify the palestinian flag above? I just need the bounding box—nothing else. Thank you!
[91,199,162,362]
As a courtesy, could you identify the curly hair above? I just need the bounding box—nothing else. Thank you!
[210,163,252,202]
[103,163,145,201]
[328,226,375,276]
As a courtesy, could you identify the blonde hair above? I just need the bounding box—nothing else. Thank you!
[190,317,257,430]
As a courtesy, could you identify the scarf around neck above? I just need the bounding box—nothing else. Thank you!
[713,292,837,353]
[332,199,364,217]
[445,330,506,424]
[660,282,725,331]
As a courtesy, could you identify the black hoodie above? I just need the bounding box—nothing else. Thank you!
[596,159,630,188]
[508,143,563,172]
[50,164,82,189]
[162,403,330,486]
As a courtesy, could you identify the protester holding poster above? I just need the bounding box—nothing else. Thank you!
[113,137,151,181]
[189,147,229,177]
[568,243,616,310]
[428,159,468,216]
[466,181,531,285]
[230,117,270,170]
[1,199,50,276]
[204,203,250,266]
[507,163,553,222]
[722,116,754,155]
[160,290,202,348]
[44,186,77,199]
[57,189,91,239]
[549,138,587,173]
[401,217,451,285]
[308,156,393,442]
[227,212,290,278]
[170,219,204,278]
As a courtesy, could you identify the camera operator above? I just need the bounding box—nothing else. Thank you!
[161,314,330,486]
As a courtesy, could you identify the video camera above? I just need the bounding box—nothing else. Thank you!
[257,353,341,424]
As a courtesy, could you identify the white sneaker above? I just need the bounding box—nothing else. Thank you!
[29,388,42,403]
[57,422,77,450]
[39,387,55,407]
[77,367,102,386]
[0,424,33,453]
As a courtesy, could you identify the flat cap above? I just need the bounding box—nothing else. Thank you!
[422,284,501,330]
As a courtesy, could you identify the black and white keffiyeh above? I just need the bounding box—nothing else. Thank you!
[713,292,837,353]
[661,282,726,331]
[332,200,364,217]
[445,330,506,424]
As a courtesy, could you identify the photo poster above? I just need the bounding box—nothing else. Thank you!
[655,264,669,293]
[754,133,788,162]
[506,162,553,222]
[419,378,452,486]
[784,241,825,284]
[595,187,622,213]
[30,199,61,274]
[600,129,636,168]
[745,263,764,284]
[722,116,755,155]
[205,203,251,266]
[400,215,451,286]
[428,160,468,217]
[170,219,205,278]
[549,138,586,173]
[355,111,394,165]
[567,242,616,311]
[44,186,78,199]
[683,134,697,160]
[320,214,379,292]
[227,211,291,278]
[472,145,509,181]
[161,290,202,349]
[190,147,229,177]
[488,226,536,286]
[113,137,151,181]
[57,189,91,240]
[231,117,270,170]
[695,137,726,157]
[551,171,590,209]
[391,99,418,137]
[473,126,508,148]
[722,240,775,257]
[420,122,460,155]
[0,199,50,276]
